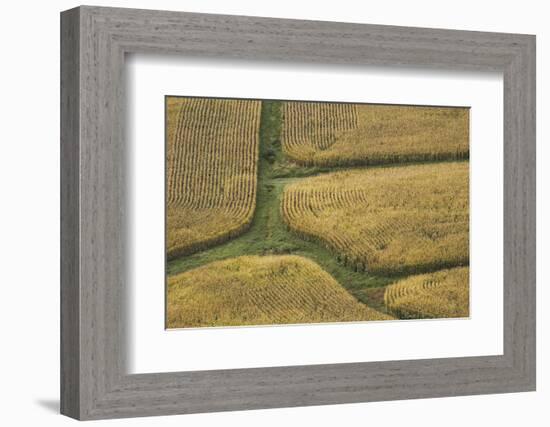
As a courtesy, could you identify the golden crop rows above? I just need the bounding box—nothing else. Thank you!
[282,101,358,164]
[384,267,469,318]
[282,102,469,166]
[166,97,261,260]
[282,162,469,275]
[167,255,393,328]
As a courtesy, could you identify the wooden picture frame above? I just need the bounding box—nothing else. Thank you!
[60,5,536,420]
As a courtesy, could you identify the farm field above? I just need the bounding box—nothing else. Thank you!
[166,97,470,328]
[282,101,469,166]
[166,97,261,260]
[384,267,470,319]
[167,255,392,328]
[282,162,469,275]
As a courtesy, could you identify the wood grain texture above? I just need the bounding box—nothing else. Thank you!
[60,5,536,420]
[60,7,80,419]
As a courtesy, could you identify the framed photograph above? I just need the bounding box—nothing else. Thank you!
[61,6,536,420]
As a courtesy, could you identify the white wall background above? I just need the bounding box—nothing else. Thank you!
[0,0,546,425]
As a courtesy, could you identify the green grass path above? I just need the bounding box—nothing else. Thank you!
[167,100,400,311]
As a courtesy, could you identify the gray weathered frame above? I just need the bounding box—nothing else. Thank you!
[60,5,536,420]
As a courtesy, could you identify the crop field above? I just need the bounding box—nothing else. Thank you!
[282,101,469,166]
[166,97,261,260]
[166,97,470,328]
[282,162,469,275]
[384,267,469,319]
[167,255,392,328]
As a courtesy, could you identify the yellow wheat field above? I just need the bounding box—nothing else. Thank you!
[282,162,469,275]
[282,102,469,166]
[166,97,261,260]
[167,255,392,328]
[384,267,469,318]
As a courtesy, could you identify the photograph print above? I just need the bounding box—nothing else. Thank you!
[165,96,470,329]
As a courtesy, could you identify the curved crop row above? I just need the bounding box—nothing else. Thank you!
[166,97,261,259]
[167,255,392,328]
[282,162,469,275]
[282,102,469,167]
[384,267,469,318]
[282,101,358,164]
